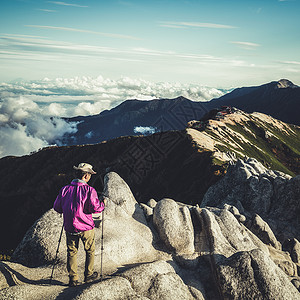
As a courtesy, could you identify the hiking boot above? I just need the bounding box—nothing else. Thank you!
[84,271,98,283]
[69,279,80,287]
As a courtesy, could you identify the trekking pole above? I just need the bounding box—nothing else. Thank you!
[50,222,64,284]
[100,205,105,282]
[93,168,110,282]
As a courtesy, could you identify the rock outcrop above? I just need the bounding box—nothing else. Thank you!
[1,166,300,299]
[195,207,269,259]
[12,209,65,267]
[153,198,194,254]
[202,158,300,243]
[217,249,299,300]
[284,238,300,264]
[248,214,281,249]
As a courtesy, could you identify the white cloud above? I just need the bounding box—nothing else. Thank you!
[279,60,300,66]
[0,75,227,157]
[0,76,225,117]
[159,21,236,29]
[47,1,88,8]
[0,34,248,72]
[134,126,156,135]
[37,9,57,12]
[0,124,48,157]
[0,93,77,158]
[2,34,48,39]
[24,25,138,40]
[159,24,186,29]
[85,131,94,139]
[231,41,260,50]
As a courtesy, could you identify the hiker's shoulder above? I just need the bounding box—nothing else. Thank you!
[87,185,97,192]
[62,183,74,190]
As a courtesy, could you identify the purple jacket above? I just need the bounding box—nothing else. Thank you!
[53,179,105,233]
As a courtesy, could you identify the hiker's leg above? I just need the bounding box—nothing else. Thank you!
[81,229,95,278]
[66,233,80,281]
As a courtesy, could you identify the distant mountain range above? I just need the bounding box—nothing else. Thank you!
[65,96,208,145]
[64,79,299,145]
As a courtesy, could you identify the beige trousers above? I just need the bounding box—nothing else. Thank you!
[66,228,95,281]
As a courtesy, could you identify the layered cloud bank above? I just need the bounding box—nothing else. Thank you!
[0,93,78,158]
[0,76,226,157]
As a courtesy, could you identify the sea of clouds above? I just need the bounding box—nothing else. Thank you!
[0,76,226,158]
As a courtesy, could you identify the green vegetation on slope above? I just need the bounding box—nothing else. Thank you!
[202,114,300,176]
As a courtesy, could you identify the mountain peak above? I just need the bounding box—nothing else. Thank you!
[276,79,298,89]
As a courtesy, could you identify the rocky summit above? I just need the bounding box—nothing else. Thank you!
[1,159,300,299]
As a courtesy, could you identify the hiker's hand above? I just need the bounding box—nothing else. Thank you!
[103,197,108,206]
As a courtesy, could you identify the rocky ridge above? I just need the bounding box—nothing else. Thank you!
[202,158,300,243]
[188,108,300,176]
[1,158,300,299]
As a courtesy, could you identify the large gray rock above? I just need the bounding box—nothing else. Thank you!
[75,276,137,300]
[249,214,281,249]
[119,260,176,295]
[12,209,65,267]
[202,158,300,242]
[153,198,194,254]
[194,207,269,259]
[148,272,194,300]
[119,260,202,300]
[102,172,147,224]
[99,172,157,269]
[194,206,300,278]
[217,249,300,300]
[293,241,300,265]
[286,238,300,264]
[0,261,69,300]
[267,246,298,277]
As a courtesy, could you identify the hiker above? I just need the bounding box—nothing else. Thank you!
[53,163,106,287]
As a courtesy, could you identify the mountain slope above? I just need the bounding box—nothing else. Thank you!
[65,96,208,145]
[208,79,300,125]
[188,108,300,176]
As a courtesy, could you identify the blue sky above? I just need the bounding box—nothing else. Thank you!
[1,0,300,157]
[1,0,300,87]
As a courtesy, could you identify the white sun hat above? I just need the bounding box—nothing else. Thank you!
[73,163,97,174]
